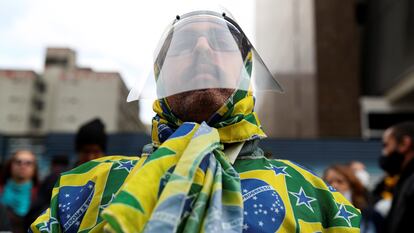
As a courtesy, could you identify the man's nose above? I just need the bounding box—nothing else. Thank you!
[194,37,213,53]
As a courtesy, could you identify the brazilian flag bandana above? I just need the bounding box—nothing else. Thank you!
[30,52,361,232]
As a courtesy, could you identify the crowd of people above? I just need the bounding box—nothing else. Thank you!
[321,122,414,233]
[1,120,412,233]
[0,119,410,233]
[0,118,106,232]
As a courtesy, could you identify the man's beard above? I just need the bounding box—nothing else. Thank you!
[166,88,234,123]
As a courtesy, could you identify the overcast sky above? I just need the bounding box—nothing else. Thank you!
[0,0,142,73]
[0,0,255,124]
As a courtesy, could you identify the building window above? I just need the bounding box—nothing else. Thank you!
[368,112,414,130]
[45,57,68,67]
[30,116,42,128]
[32,98,44,111]
[35,81,46,93]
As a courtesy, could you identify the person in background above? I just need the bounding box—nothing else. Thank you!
[0,162,10,231]
[24,155,70,230]
[349,160,371,189]
[324,165,367,209]
[324,164,382,233]
[379,122,414,233]
[0,150,39,233]
[371,173,398,219]
[75,118,107,165]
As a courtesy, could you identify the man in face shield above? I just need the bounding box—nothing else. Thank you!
[31,10,360,233]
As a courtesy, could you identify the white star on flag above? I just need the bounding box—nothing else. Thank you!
[114,160,135,173]
[39,217,58,232]
[334,202,358,227]
[264,163,291,177]
[289,187,317,212]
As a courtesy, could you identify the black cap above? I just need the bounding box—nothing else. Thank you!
[75,118,107,152]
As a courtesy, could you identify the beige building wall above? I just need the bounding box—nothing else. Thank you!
[255,0,317,138]
[0,48,144,135]
[117,81,143,132]
[255,0,361,138]
[42,48,77,133]
[50,72,119,133]
[42,48,144,133]
[0,70,37,134]
[255,0,316,74]
[256,74,317,138]
[49,71,143,133]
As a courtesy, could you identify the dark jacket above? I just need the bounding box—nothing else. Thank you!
[0,203,11,231]
[24,172,60,230]
[386,159,414,233]
[0,183,38,233]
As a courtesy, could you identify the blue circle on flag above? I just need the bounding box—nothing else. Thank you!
[241,179,285,233]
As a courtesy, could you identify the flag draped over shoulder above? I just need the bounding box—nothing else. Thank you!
[30,156,142,233]
[234,156,361,232]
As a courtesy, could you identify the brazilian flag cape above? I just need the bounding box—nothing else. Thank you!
[31,91,360,232]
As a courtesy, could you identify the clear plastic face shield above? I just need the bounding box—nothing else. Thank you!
[127,10,283,101]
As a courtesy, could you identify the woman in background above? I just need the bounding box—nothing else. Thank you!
[0,150,39,233]
[324,164,382,233]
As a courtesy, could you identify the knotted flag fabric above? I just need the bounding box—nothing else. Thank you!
[101,122,244,233]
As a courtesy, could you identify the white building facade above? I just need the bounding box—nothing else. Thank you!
[0,47,144,135]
